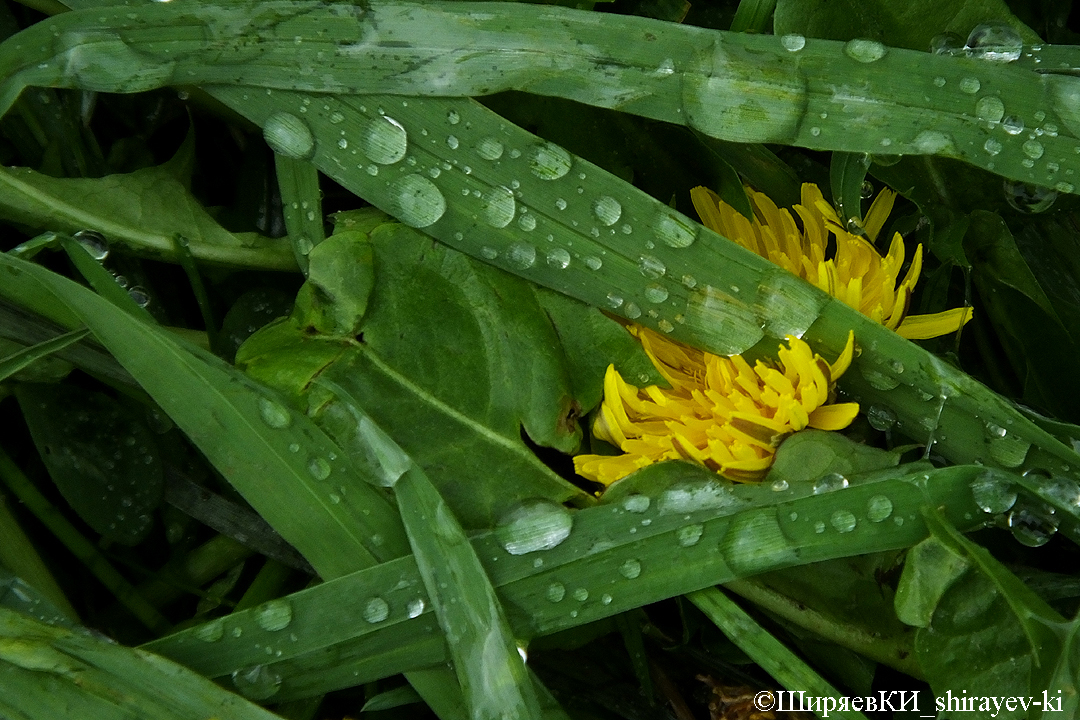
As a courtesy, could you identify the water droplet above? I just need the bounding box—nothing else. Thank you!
[363,597,390,623]
[975,96,1005,123]
[930,32,964,56]
[481,185,516,228]
[518,213,537,232]
[622,494,650,513]
[407,598,425,618]
[830,509,857,533]
[813,473,849,494]
[480,246,498,260]
[618,558,642,579]
[659,480,739,514]
[781,34,805,52]
[1056,181,1075,194]
[814,521,826,534]
[638,255,667,279]
[193,619,224,642]
[601,594,613,605]
[257,397,292,429]
[529,142,572,180]
[1022,139,1045,160]
[844,38,887,63]
[254,599,293,632]
[308,457,331,481]
[606,293,624,309]
[770,479,789,492]
[984,138,1003,156]
[572,587,589,602]
[654,210,697,248]
[933,76,947,88]
[446,135,459,150]
[866,405,897,431]
[1008,506,1057,547]
[584,256,603,270]
[554,198,568,211]
[546,582,566,602]
[965,22,1023,63]
[447,110,460,125]
[866,495,893,522]
[912,130,953,154]
[128,286,150,308]
[860,365,901,391]
[475,136,504,160]
[495,499,573,555]
[387,174,446,228]
[1004,180,1058,213]
[232,665,282,700]
[73,230,109,260]
[1001,115,1024,135]
[625,302,642,319]
[591,196,622,226]
[643,284,669,303]
[676,523,704,547]
[358,116,407,164]
[987,431,1032,467]
[984,421,1007,438]
[329,112,345,124]
[546,248,571,269]
[263,112,315,160]
[1041,476,1080,507]
[958,77,981,94]
[337,137,348,150]
[506,241,537,269]
[971,470,1019,513]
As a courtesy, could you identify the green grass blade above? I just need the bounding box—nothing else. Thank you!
[3,1,1080,190]
[274,154,324,273]
[688,586,868,720]
[0,326,88,382]
[59,234,155,322]
[0,253,406,578]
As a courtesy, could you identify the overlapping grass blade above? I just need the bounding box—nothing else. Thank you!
[0,607,286,720]
[2,1,1079,191]
[0,326,87,382]
[146,461,993,700]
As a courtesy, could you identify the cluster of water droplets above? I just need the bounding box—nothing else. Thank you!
[69,229,152,307]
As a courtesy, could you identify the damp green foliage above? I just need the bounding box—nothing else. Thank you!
[0,327,86,383]
[275,155,324,273]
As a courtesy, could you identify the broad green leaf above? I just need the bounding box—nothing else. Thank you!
[15,383,162,545]
[0,327,85,383]
[0,607,286,720]
[689,587,869,720]
[774,0,1038,50]
[894,536,970,627]
[0,136,293,269]
[292,227,375,336]
[241,221,590,529]
[765,429,905,487]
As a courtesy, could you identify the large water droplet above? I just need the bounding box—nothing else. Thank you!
[638,255,667,279]
[254,599,293,632]
[859,364,901,391]
[975,96,1005,123]
[363,597,390,623]
[359,116,408,164]
[546,582,566,602]
[812,473,849,494]
[987,431,1032,467]
[407,597,425,618]
[970,470,1018,513]
[475,136,504,160]
[622,494,650,513]
[659,480,739,514]
[643,284,669,303]
[546,248,571,269]
[529,142,572,180]
[308,457,331,481]
[495,499,573,555]
[506,241,537,269]
[73,230,109,260]
[866,495,894,522]
[618,558,642,579]
[481,186,516,228]
[866,405,898,431]
[984,138,1003,156]
[263,112,315,160]
[1008,506,1057,547]
[572,587,589,602]
[958,77,981,94]
[1004,181,1057,213]
[232,665,282,700]
[1041,476,1080,508]
[676,523,704,547]
[781,34,805,52]
[387,174,446,228]
[257,397,292,429]
[654,210,697,248]
[1022,139,1045,160]
[930,32,964,56]
[592,196,622,226]
[844,38,887,63]
[1001,115,1024,135]
[965,22,1023,63]
[830,509,857,533]
[193,619,225,642]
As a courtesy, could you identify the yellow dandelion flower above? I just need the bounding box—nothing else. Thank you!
[690,183,973,340]
[573,328,858,486]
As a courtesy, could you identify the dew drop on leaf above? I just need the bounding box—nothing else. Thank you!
[495,499,573,555]
[263,112,315,160]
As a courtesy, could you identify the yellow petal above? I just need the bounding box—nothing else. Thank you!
[830,331,855,379]
[896,307,974,340]
[808,402,861,430]
[690,186,726,235]
[862,188,897,242]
